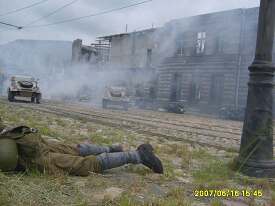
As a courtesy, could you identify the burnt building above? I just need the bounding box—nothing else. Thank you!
[72,39,98,64]
[99,28,163,97]
[99,28,162,70]
[101,7,275,115]
[72,39,110,66]
[157,7,265,114]
[74,7,275,115]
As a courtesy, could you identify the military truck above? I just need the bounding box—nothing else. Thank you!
[76,85,93,102]
[7,75,41,103]
[219,106,245,121]
[102,86,130,110]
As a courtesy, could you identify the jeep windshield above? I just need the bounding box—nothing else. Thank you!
[11,75,35,82]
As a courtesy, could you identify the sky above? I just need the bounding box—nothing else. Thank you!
[0,0,260,44]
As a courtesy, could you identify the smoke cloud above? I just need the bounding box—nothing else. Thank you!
[0,0,260,104]
[0,0,260,44]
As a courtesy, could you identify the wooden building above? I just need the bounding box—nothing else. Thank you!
[94,7,275,115]
[157,7,275,114]
[99,28,163,97]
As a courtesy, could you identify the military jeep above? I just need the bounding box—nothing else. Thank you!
[7,75,41,103]
[102,86,130,110]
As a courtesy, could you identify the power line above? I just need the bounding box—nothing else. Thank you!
[0,0,50,18]
[25,0,80,27]
[0,27,18,33]
[24,0,153,29]
[0,21,22,29]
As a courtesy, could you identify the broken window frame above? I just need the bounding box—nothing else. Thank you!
[189,81,201,104]
[174,32,185,57]
[175,39,184,57]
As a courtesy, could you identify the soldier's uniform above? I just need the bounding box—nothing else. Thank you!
[0,121,163,176]
[0,125,101,176]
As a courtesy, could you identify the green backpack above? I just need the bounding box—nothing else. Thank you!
[0,138,18,172]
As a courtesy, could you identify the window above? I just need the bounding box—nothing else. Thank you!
[170,73,182,102]
[210,74,224,106]
[196,32,206,54]
[175,39,184,56]
[216,36,224,54]
[146,49,152,67]
[189,81,201,104]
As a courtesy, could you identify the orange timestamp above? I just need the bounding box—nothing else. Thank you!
[193,189,263,198]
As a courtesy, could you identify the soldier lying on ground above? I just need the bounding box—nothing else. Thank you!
[0,122,163,176]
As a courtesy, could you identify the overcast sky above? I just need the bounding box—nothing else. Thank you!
[0,0,260,44]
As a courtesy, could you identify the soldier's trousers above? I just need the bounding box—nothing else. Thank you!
[41,141,102,176]
[17,138,102,176]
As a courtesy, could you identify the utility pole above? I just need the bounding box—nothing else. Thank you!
[237,0,275,177]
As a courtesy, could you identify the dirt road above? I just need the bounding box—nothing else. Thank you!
[1,98,273,206]
[0,98,243,152]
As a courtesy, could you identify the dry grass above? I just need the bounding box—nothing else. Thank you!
[0,172,88,206]
[0,102,273,205]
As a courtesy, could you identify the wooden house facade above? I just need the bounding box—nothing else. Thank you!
[99,7,275,115]
[156,7,266,114]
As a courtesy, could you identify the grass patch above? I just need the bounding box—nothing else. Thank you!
[102,195,138,206]
[235,174,271,191]
[210,199,225,206]
[0,187,11,206]
[161,160,176,180]
[193,159,233,188]
[3,102,271,205]
[0,171,89,206]
[152,187,190,206]
[191,148,214,161]
[124,165,152,176]
[105,187,190,206]
[170,144,192,168]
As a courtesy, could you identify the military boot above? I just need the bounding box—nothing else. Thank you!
[96,143,163,174]
[137,144,163,174]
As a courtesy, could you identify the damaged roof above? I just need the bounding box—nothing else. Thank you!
[99,28,157,40]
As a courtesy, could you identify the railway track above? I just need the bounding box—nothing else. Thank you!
[0,99,243,152]
[28,101,242,138]
[45,100,243,134]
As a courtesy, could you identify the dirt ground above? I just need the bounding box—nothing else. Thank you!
[0,100,274,206]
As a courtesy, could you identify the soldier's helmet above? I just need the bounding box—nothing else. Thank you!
[0,122,18,171]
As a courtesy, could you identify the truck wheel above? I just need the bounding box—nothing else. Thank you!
[123,103,129,111]
[31,96,35,103]
[8,91,14,102]
[102,99,107,108]
[35,94,41,104]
